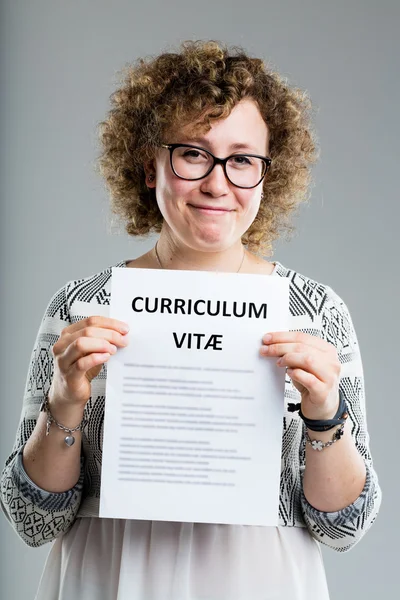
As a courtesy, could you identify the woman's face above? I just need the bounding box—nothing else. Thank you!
[146,98,270,253]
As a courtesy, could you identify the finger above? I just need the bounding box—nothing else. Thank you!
[277,352,339,384]
[286,368,326,394]
[261,342,305,357]
[53,325,129,356]
[60,316,129,337]
[56,337,118,374]
[69,352,112,381]
[261,341,327,358]
[262,331,331,353]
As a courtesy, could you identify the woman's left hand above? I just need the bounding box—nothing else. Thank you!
[260,331,341,420]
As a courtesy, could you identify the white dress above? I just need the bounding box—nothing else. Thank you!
[34,517,330,599]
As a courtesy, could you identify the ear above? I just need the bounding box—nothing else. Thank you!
[143,160,157,188]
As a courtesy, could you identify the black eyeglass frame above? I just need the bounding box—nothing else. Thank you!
[160,143,272,189]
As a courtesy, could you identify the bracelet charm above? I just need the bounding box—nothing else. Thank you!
[40,393,86,447]
[305,421,346,451]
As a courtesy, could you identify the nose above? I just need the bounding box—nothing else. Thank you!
[199,162,230,197]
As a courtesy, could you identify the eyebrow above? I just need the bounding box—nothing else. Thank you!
[182,137,260,153]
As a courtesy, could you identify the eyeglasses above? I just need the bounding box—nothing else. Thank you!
[161,143,272,189]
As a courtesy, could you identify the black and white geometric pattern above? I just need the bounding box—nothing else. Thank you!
[0,259,382,550]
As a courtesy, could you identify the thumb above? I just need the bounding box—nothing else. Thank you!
[85,363,104,383]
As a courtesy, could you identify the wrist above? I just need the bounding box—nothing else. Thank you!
[301,394,340,422]
[288,390,348,434]
[306,421,346,441]
[45,395,86,430]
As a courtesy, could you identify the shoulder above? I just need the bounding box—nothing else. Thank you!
[274,261,356,348]
[274,261,345,312]
[44,260,127,319]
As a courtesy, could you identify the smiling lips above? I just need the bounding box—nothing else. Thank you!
[189,204,232,214]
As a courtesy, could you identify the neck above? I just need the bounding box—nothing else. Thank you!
[155,230,246,273]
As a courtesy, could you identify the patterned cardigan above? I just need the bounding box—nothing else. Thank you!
[0,259,382,551]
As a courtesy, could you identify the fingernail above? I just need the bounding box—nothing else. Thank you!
[120,323,130,333]
[263,334,272,342]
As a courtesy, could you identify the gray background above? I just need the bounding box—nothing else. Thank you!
[1,0,398,598]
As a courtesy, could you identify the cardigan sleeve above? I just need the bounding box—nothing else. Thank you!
[0,283,84,547]
[299,285,382,552]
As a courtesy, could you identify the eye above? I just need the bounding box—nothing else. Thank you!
[181,149,209,161]
[230,155,252,166]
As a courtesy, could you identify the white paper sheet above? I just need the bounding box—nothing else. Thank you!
[100,268,289,526]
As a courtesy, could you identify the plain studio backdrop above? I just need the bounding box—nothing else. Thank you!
[0,1,398,598]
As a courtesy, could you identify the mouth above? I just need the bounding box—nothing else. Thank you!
[188,204,232,215]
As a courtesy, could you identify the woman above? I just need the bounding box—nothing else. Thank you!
[0,40,381,599]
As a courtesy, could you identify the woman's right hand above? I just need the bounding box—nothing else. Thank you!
[48,316,130,415]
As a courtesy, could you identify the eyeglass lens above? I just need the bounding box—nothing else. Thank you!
[172,146,266,187]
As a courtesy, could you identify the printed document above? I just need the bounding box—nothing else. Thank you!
[100,267,289,526]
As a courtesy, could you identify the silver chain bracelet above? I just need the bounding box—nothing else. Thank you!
[40,393,86,447]
[305,421,346,451]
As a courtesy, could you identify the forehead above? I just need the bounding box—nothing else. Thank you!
[166,99,269,152]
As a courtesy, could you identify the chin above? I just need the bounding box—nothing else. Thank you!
[183,232,237,253]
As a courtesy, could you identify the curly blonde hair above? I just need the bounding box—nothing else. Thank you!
[96,40,318,255]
